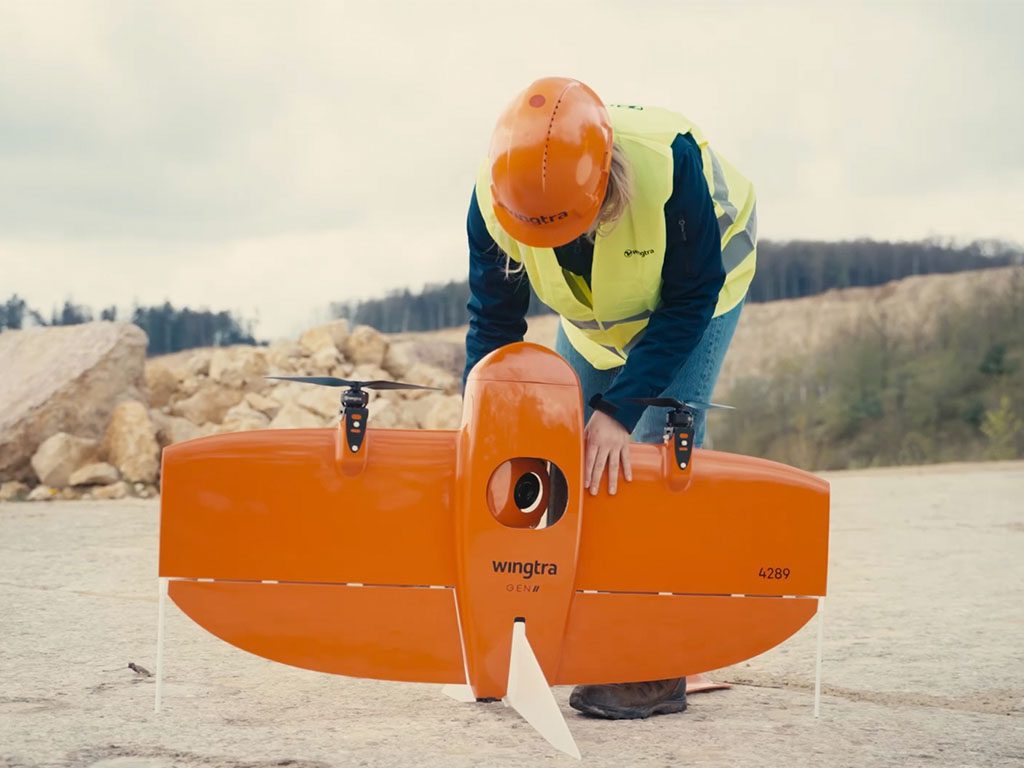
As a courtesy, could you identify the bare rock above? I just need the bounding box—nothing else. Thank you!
[382,341,417,379]
[209,346,269,390]
[144,360,180,408]
[101,400,160,484]
[268,402,324,430]
[403,363,459,395]
[220,401,271,433]
[266,339,304,373]
[330,361,355,378]
[343,325,388,367]
[244,392,282,419]
[175,376,201,399]
[0,322,146,483]
[0,481,30,502]
[309,345,340,372]
[402,393,445,428]
[91,480,128,501]
[68,462,120,487]
[298,326,334,356]
[170,384,244,425]
[186,350,212,377]
[299,319,349,354]
[384,338,465,379]
[297,387,340,420]
[150,410,206,446]
[27,485,59,502]
[366,398,416,429]
[135,483,158,499]
[351,363,390,382]
[58,487,82,500]
[30,433,99,488]
[423,395,463,430]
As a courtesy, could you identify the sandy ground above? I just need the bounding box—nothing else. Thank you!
[2,461,1022,768]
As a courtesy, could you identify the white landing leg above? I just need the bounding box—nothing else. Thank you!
[504,620,581,760]
[155,577,168,713]
[814,596,825,718]
[441,684,477,703]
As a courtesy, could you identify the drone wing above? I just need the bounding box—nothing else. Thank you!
[159,426,466,683]
[554,446,829,684]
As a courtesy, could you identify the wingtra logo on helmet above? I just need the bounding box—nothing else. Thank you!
[500,204,569,226]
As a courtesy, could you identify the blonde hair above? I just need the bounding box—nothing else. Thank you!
[586,142,634,241]
[502,141,634,276]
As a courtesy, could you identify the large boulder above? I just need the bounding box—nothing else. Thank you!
[243,392,282,419]
[422,395,463,430]
[144,360,180,408]
[343,325,388,367]
[68,462,119,487]
[150,410,209,447]
[265,339,304,374]
[0,480,30,502]
[90,480,128,501]
[366,398,417,429]
[208,346,269,390]
[101,400,160,484]
[402,362,459,395]
[383,338,465,380]
[0,322,147,482]
[268,402,323,430]
[30,433,99,488]
[299,320,349,356]
[219,401,271,433]
[170,383,244,424]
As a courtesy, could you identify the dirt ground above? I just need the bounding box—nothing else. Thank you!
[2,461,1022,768]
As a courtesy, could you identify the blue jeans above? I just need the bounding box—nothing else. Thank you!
[554,299,745,447]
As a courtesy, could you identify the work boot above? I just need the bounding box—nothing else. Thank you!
[569,677,687,719]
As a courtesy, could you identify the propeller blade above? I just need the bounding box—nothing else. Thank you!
[627,397,734,411]
[267,375,440,392]
[360,380,441,391]
[684,400,735,411]
[267,375,352,387]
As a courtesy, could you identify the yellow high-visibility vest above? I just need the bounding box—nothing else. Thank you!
[475,105,757,370]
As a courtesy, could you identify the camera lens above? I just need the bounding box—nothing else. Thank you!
[513,472,541,510]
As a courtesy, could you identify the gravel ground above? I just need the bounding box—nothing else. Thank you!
[2,461,1022,768]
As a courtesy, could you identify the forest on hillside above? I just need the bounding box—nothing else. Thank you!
[712,270,1024,469]
[0,297,257,356]
[331,239,1021,332]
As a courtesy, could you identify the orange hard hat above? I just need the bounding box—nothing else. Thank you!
[488,77,613,248]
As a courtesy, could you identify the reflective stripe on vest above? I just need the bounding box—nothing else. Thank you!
[476,105,757,370]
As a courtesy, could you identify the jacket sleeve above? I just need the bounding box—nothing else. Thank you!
[463,188,531,387]
[598,134,726,432]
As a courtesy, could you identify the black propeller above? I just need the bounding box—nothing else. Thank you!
[627,397,734,411]
[266,375,439,392]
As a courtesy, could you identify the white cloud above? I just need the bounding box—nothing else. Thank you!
[1,1,1021,336]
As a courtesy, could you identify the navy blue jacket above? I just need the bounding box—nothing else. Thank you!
[464,133,726,433]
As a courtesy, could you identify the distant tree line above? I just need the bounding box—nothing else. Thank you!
[0,296,258,356]
[331,239,1022,333]
[747,238,1020,302]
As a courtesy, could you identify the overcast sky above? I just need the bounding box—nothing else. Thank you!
[1,0,1022,338]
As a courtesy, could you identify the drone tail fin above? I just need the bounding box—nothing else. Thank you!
[504,620,581,760]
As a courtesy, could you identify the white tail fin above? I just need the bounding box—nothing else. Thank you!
[441,684,477,703]
[504,621,581,760]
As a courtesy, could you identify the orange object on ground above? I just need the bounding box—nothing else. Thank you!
[159,341,827,717]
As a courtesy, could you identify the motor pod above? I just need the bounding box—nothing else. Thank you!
[487,458,551,529]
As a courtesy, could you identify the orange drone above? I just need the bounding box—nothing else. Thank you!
[156,342,829,758]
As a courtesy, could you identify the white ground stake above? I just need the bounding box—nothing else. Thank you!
[814,596,824,718]
[504,620,581,760]
[155,577,168,713]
